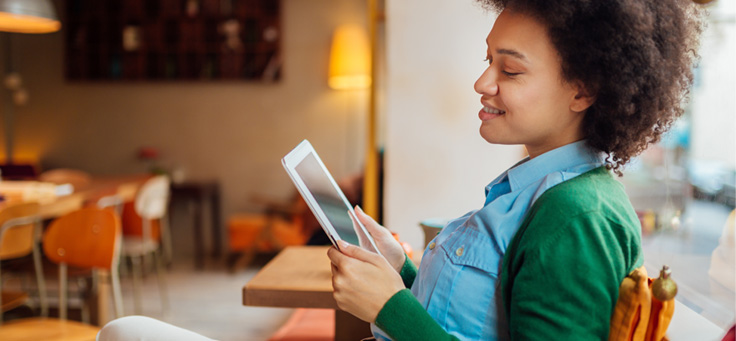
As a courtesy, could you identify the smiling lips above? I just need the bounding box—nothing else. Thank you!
[479,106,506,121]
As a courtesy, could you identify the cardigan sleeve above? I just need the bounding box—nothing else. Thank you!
[505,212,638,340]
[399,253,417,289]
[374,289,460,341]
[372,254,458,340]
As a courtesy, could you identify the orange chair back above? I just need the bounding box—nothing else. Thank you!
[0,202,40,260]
[43,207,120,270]
[121,201,161,241]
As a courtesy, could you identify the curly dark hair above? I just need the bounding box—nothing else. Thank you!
[478,0,704,175]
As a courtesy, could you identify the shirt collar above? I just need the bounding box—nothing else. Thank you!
[504,140,603,192]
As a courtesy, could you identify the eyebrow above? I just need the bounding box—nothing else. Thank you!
[496,48,529,63]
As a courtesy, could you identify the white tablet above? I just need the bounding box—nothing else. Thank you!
[282,140,381,254]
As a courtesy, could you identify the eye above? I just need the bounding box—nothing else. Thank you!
[484,56,492,65]
[502,71,521,77]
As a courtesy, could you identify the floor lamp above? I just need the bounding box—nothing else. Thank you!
[328,23,374,213]
[0,0,60,164]
[328,3,384,220]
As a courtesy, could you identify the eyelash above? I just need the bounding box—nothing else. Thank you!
[483,57,521,77]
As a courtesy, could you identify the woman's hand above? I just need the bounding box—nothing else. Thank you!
[328,241,405,323]
[354,206,407,273]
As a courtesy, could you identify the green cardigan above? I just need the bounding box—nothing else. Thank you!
[374,167,642,340]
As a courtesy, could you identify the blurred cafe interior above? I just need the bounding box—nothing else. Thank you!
[0,0,733,340]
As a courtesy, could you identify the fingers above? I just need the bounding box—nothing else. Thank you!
[327,246,347,267]
[355,206,390,238]
[340,240,384,265]
[349,210,373,249]
[328,243,374,268]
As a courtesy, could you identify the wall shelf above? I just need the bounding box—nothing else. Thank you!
[64,0,281,81]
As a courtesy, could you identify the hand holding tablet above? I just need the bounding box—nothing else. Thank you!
[282,140,381,255]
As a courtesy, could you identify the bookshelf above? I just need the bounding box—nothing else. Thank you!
[64,0,281,81]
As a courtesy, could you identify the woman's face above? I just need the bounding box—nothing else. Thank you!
[474,9,591,158]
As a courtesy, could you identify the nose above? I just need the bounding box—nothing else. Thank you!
[474,67,499,96]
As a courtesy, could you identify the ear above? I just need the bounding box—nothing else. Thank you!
[569,82,596,113]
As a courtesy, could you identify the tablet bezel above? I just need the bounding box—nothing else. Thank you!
[281,140,381,254]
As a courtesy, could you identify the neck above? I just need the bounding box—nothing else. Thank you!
[526,137,585,159]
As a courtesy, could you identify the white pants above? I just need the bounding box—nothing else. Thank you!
[97,316,216,341]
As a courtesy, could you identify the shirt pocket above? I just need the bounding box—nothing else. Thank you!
[440,226,507,340]
[442,226,502,275]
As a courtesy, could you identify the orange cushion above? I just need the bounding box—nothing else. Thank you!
[228,214,268,251]
[268,308,334,341]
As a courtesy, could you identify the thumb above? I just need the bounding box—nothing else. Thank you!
[338,240,381,264]
[355,206,391,239]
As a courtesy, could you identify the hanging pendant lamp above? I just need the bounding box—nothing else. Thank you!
[0,0,60,34]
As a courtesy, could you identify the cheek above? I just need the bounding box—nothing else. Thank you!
[503,83,543,117]
[506,80,569,119]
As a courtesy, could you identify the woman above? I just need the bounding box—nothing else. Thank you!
[327,0,703,340]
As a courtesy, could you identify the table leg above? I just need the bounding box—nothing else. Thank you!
[210,185,222,259]
[194,194,205,269]
[89,270,111,326]
[335,310,372,340]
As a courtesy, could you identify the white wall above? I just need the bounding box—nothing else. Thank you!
[384,0,522,250]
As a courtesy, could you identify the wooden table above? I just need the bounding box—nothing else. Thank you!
[243,246,372,340]
[0,175,149,219]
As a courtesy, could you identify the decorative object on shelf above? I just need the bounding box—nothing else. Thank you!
[122,25,142,52]
[328,24,371,90]
[137,146,166,175]
[186,0,200,17]
[64,0,281,81]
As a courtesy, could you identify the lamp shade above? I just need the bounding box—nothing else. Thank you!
[328,25,371,90]
[0,0,60,33]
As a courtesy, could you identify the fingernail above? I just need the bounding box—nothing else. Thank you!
[338,240,350,248]
[355,206,363,213]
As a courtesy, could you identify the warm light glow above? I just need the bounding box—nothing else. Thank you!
[1,152,40,165]
[328,25,371,90]
[0,12,60,33]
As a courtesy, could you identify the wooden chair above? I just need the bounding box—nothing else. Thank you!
[0,207,123,340]
[120,175,170,315]
[609,266,676,341]
[0,202,47,324]
[228,196,317,271]
[43,206,124,320]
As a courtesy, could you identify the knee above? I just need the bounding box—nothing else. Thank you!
[97,315,214,341]
[97,316,163,341]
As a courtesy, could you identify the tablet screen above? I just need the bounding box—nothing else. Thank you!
[295,153,361,246]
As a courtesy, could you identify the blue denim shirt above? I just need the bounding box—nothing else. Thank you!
[372,140,604,340]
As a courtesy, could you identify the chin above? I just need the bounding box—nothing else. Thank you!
[479,128,502,144]
[479,130,519,146]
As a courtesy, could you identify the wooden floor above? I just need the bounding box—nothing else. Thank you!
[3,199,296,341]
[2,253,295,341]
[116,254,295,340]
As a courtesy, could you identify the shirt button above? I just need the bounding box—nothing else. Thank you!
[429,242,436,250]
[456,247,464,257]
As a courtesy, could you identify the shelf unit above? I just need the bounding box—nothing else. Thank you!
[64,0,281,81]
